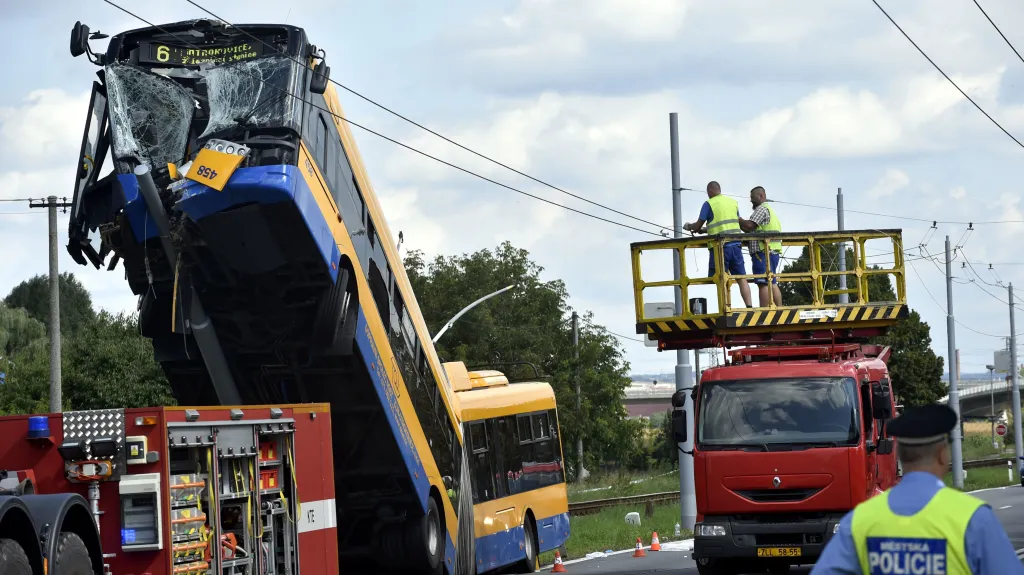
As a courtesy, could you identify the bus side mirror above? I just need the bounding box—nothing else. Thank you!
[672,410,687,444]
[71,22,90,58]
[872,381,892,420]
[311,61,330,95]
[876,438,894,455]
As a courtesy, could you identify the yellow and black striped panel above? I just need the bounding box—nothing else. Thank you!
[640,317,716,334]
[638,304,907,335]
[725,304,907,330]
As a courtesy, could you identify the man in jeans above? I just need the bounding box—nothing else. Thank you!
[739,186,783,307]
[683,181,753,309]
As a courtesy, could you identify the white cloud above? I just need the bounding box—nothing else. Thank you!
[867,169,911,200]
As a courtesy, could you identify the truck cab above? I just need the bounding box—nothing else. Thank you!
[691,345,897,573]
[630,229,908,574]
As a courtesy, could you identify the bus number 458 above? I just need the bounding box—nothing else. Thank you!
[195,166,218,179]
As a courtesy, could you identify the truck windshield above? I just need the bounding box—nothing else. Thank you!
[697,377,859,447]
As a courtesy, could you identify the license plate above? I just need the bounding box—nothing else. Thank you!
[757,547,801,558]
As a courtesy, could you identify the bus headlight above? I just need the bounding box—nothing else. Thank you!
[697,524,726,537]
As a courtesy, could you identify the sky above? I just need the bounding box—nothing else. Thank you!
[2,0,1024,377]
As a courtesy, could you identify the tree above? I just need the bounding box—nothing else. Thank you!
[0,303,46,358]
[869,310,946,407]
[778,246,945,407]
[779,246,896,305]
[0,311,173,415]
[4,273,97,334]
[405,242,640,478]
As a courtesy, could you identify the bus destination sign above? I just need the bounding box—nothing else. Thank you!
[139,41,266,66]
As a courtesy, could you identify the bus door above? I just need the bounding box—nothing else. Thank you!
[489,418,516,530]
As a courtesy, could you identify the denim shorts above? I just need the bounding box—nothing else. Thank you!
[751,251,780,285]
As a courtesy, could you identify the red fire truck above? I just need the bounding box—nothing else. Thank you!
[631,229,906,574]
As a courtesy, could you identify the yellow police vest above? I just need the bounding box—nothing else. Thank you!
[706,194,741,248]
[851,487,985,575]
[760,204,782,253]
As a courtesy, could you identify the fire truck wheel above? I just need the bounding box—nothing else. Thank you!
[0,538,31,575]
[52,532,92,575]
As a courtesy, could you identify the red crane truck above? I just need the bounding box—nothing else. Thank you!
[631,229,906,574]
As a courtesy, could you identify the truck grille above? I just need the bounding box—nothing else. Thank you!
[734,488,820,503]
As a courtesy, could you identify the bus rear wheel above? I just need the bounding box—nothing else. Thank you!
[515,516,538,573]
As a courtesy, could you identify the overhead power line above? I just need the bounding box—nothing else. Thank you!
[99,0,665,238]
[870,0,1024,151]
[183,0,676,233]
[970,0,1024,67]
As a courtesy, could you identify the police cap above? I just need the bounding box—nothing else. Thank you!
[886,404,958,446]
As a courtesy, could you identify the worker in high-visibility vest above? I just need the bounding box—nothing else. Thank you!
[812,404,1023,574]
[683,181,753,308]
[739,185,783,307]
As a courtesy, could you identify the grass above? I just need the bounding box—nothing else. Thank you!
[538,502,691,565]
[567,469,679,503]
[960,428,1011,461]
[944,465,1018,491]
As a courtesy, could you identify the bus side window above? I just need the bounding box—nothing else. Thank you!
[367,260,391,337]
[489,418,509,499]
[503,415,523,495]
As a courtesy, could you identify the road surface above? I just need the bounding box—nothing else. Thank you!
[558,485,1024,574]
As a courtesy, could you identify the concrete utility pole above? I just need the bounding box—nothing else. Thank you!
[837,188,849,304]
[987,364,997,450]
[1009,283,1023,469]
[669,112,697,531]
[572,310,583,481]
[29,196,72,413]
[945,235,964,488]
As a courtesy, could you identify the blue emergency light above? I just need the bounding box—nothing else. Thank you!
[27,416,50,440]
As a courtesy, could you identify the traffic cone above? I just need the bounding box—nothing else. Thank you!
[633,537,647,558]
[551,550,567,572]
[650,532,661,551]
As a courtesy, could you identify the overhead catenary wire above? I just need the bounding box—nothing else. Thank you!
[183,0,677,234]
[98,0,665,238]
[871,0,1024,152]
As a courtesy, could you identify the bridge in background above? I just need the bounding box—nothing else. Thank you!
[940,377,1017,419]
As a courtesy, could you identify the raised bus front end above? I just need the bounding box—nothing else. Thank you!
[65,19,475,575]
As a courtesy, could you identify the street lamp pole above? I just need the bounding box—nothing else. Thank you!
[432,285,516,344]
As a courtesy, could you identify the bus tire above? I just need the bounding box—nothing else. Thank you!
[0,538,31,575]
[52,532,92,575]
[515,515,538,573]
[408,496,443,572]
[312,268,351,353]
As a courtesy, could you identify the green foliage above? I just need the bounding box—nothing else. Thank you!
[779,246,896,305]
[405,242,639,477]
[778,247,945,408]
[3,273,96,335]
[0,311,173,414]
[869,310,946,407]
[0,303,46,357]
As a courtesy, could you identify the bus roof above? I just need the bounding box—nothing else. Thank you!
[456,382,557,422]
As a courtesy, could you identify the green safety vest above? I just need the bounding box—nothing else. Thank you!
[851,487,984,575]
[759,203,782,253]
[705,194,742,247]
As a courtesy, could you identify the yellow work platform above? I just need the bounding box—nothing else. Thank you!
[631,229,908,350]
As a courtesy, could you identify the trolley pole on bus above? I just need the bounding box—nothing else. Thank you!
[670,113,697,531]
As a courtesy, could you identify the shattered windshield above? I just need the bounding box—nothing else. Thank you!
[697,377,860,447]
[105,56,303,169]
[105,63,195,169]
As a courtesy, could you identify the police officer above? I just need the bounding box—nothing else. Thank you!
[812,404,1023,574]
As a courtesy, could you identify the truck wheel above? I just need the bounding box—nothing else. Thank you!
[0,538,31,575]
[411,496,444,572]
[52,532,92,575]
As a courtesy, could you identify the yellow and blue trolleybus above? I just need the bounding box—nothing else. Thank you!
[446,363,571,573]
